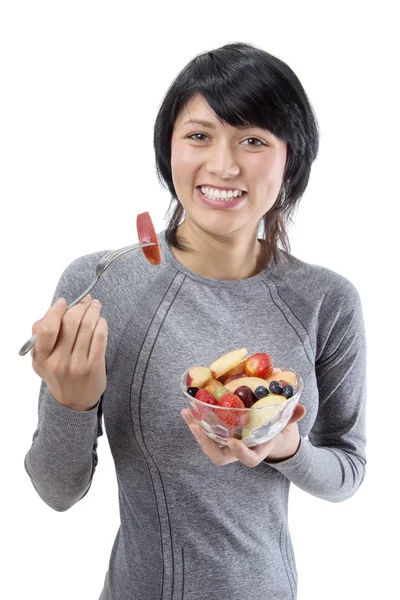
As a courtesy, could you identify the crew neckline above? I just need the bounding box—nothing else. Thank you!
[158,229,279,289]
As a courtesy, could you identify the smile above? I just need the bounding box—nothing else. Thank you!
[200,186,244,200]
[196,186,247,209]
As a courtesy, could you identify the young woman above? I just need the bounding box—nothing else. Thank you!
[25,42,366,600]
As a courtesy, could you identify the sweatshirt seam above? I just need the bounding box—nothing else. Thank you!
[268,274,316,356]
[263,279,314,367]
[106,264,177,374]
[315,311,356,366]
[181,546,185,600]
[129,271,186,599]
[269,272,317,312]
[127,270,181,598]
[279,524,296,599]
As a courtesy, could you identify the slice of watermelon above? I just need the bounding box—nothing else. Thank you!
[136,212,162,265]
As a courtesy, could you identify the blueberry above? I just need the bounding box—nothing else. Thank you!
[254,385,269,400]
[269,380,283,395]
[282,385,295,399]
[187,387,199,397]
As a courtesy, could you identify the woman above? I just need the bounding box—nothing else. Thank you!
[25,42,366,600]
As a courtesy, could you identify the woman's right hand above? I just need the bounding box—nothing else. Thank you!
[31,294,108,411]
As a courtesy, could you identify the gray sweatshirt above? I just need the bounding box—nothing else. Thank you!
[25,230,367,600]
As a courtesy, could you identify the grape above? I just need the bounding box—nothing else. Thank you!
[234,386,256,408]
[213,386,230,401]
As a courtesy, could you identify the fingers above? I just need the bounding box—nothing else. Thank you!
[181,405,306,468]
[70,300,106,361]
[181,409,238,466]
[226,438,273,467]
[287,404,306,425]
[88,315,108,364]
[53,295,94,362]
[32,318,44,335]
[33,297,72,359]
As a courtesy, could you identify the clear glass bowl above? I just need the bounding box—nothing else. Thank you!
[180,367,304,448]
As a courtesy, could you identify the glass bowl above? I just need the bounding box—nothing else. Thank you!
[180,367,304,448]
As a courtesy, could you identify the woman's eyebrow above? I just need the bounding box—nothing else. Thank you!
[181,119,259,131]
[182,119,216,129]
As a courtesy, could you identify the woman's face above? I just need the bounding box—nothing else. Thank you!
[170,94,287,240]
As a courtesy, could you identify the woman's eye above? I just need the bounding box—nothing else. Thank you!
[187,134,265,146]
[242,138,265,147]
[188,133,209,141]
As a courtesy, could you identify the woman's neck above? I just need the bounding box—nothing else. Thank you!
[170,221,267,281]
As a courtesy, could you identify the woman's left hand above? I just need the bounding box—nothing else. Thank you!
[181,404,306,467]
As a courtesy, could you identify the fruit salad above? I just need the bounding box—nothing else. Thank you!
[183,347,302,445]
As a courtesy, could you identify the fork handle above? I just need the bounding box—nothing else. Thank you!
[18,276,99,356]
[19,334,38,356]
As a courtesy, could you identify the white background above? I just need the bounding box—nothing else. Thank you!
[1,1,399,599]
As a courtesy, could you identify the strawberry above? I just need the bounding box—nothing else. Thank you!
[193,388,218,420]
[215,393,248,428]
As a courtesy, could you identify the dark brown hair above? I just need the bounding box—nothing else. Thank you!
[153,42,320,265]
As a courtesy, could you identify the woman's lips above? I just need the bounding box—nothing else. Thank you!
[196,187,247,209]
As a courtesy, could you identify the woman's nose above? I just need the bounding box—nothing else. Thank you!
[206,143,240,178]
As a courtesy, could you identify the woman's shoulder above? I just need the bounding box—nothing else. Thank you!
[275,250,361,309]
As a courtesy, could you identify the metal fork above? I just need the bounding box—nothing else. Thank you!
[18,241,155,356]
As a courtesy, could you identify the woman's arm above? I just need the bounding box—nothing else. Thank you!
[25,381,103,511]
[24,257,104,511]
[266,284,367,502]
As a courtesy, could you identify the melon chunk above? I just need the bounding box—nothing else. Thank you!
[224,376,268,393]
[265,370,297,387]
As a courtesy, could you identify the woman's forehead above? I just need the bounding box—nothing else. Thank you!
[175,94,219,127]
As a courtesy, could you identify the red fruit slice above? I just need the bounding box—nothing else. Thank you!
[215,393,248,428]
[136,212,161,265]
[244,353,273,379]
[193,388,218,420]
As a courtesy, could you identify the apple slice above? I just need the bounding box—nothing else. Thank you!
[265,370,297,387]
[137,212,161,265]
[209,347,248,379]
[241,394,287,439]
[219,359,247,384]
[186,366,213,388]
[224,376,268,393]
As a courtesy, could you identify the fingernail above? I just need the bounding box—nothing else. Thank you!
[55,298,66,306]
[92,299,101,306]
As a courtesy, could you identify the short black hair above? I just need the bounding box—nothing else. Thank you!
[153,41,320,264]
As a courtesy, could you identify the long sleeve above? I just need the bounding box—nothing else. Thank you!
[267,281,367,502]
[24,257,104,511]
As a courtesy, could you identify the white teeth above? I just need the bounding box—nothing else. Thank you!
[200,186,243,200]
